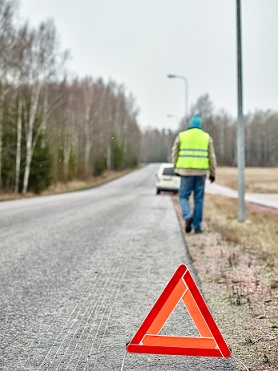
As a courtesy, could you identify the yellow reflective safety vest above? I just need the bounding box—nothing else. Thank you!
[175,128,210,169]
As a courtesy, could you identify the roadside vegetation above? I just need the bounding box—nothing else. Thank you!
[205,194,278,273]
[215,167,278,193]
[174,168,278,370]
[0,169,133,201]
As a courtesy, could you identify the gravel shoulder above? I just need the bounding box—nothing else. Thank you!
[172,195,278,371]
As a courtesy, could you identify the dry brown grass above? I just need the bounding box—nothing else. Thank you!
[204,194,278,274]
[173,168,278,370]
[202,188,278,369]
[42,169,131,195]
[173,191,278,370]
[0,169,132,202]
[202,196,278,369]
[217,167,278,193]
[173,167,278,369]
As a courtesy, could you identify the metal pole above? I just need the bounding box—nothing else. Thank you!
[236,0,245,222]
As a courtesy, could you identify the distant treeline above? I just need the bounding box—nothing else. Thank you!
[0,0,141,194]
[0,1,277,195]
[141,94,278,168]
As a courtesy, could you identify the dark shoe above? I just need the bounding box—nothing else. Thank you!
[194,229,203,234]
[185,217,193,233]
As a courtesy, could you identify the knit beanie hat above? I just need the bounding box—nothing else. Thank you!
[189,114,202,129]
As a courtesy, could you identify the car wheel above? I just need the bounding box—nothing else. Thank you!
[156,188,160,195]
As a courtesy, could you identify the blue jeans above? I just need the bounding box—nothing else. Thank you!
[179,175,206,231]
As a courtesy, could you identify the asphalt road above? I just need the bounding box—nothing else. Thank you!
[0,164,234,370]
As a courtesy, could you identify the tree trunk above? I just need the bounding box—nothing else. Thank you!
[15,97,22,193]
[84,113,91,178]
[0,93,4,189]
[63,138,71,180]
[22,82,41,194]
[41,84,49,148]
[107,142,112,170]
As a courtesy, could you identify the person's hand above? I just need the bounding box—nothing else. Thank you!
[209,175,215,183]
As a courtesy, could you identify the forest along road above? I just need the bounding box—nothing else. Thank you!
[205,181,278,209]
[0,164,234,371]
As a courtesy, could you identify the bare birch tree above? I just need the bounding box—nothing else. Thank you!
[0,0,16,188]
[22,20,65,194]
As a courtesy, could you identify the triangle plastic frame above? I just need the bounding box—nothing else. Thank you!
[127,264,231,357]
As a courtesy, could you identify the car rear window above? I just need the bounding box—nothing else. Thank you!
[162,167,175,176]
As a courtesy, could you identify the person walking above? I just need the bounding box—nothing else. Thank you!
[171,113,217,233]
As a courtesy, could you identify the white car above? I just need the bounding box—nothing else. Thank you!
[155,163,181,195]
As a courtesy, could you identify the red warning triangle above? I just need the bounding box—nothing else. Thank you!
[127,264,231,358]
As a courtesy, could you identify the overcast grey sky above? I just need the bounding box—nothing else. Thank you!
[19,0,278,130]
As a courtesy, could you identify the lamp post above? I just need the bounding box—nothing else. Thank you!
[167,74,188,125]
[236,0,245,222]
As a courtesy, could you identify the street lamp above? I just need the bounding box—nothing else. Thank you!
[167,74,188,124]
[167,114,179,123]
[167,113,180,131]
